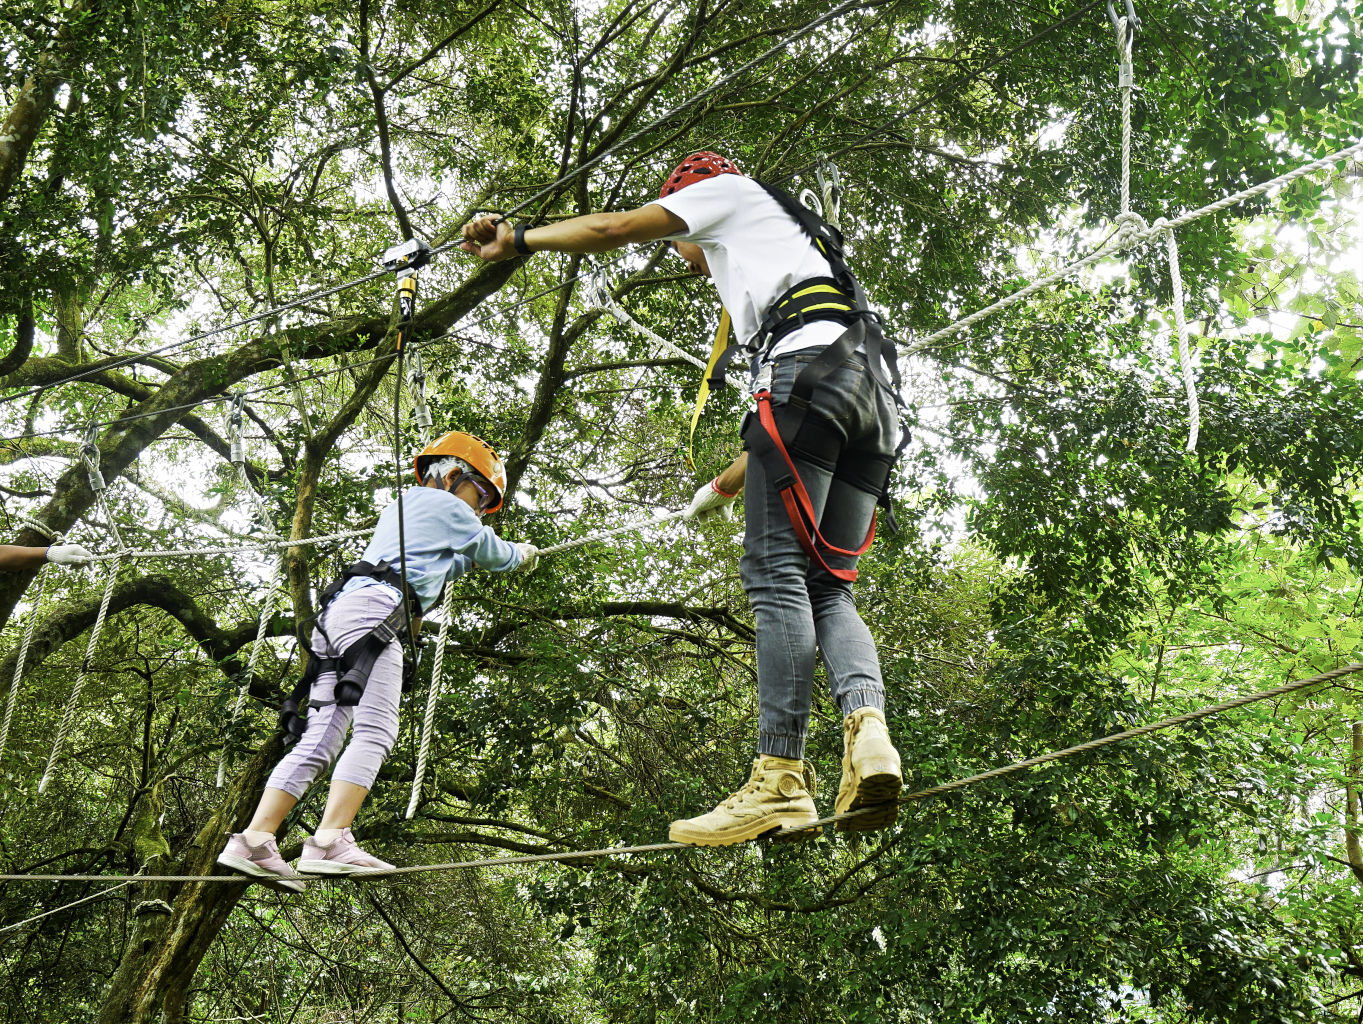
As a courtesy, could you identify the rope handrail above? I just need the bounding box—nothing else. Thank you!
[3,661,1356,887]
[72,509,690,564]
[907,135,1363,356]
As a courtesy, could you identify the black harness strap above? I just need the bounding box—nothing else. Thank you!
[723,181,913,550]
[279,560,424,744]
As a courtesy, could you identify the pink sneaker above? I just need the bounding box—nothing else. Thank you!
[216,833,306,892]
[297,828,394,876]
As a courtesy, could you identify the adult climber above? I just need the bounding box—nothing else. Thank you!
[0,543,95,570]
[461,151,905,847]
[217,431,538,889]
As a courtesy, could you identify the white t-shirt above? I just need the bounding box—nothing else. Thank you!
[651,174,849,370]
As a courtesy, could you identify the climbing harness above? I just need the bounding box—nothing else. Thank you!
[277,559,423,744]
[8,660,1361,886]
[38,427,128,793]
[715,179,911,579]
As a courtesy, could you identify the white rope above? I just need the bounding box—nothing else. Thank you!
[1115,14,1135,216]
[1164,228,1199,451]
[39,558,122,794]
[215,563,286,788]
[216,400,291,787]
[908,219,1143,354]
[0,560,52,764]
[15,516,58,541]
[0,880,133,935]
[537,509,688,557]
[406,582,456,819]
[38,432,129,793]
[86,528,373,562]
[589,277,713,376]
[907,136,1363,356]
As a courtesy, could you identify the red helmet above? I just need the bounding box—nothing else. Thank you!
[659,151,743,198]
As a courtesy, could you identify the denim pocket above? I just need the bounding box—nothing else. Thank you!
[769,351,869,427]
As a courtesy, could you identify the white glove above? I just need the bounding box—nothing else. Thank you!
[515,543,539,571]
[46,544,95,566]
[684,479,738,523]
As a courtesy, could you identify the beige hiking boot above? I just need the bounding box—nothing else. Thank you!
[834,707,903,831]
[670,755,819,847]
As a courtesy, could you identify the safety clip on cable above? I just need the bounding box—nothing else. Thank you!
[407,349,433,433]
[81,424,106,494]
[815,156,842,232]
[1106,0,1139,60]
[228,394,246,466]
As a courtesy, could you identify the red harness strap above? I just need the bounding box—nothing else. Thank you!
[754,390,876,583]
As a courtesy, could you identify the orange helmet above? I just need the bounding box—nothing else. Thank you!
[414,431,508,513]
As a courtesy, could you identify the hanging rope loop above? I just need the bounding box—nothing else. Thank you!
[80,424,106,494]
[228,394,246,466]
[407,349,433,433]
[16,516,58,542]
[407,583,456,818]
[1107,1,1139,216]
[1156,220,1201,452]
[38,558,124,793]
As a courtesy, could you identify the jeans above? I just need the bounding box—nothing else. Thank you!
[740,349,900,760]
[265,585,404,798]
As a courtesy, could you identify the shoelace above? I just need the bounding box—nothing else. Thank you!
[723,773,766,810]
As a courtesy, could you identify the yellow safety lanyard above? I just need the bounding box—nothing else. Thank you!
[685,307,730,471]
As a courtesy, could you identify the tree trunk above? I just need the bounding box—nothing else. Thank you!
[0,0,90,209]
[1345,721,1363,885]
[97,735,285,1024]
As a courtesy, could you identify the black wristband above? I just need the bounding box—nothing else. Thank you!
[513,223,533,256]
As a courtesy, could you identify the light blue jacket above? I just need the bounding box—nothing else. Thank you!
[340,486,521,613]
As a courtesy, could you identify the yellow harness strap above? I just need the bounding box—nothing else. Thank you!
[686,307,731,471]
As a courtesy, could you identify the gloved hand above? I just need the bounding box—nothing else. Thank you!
[46,544,95,566]
[684,479,738,523]
[515,543,539,571]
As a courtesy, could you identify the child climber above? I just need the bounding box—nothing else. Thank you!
[217,431,536,889]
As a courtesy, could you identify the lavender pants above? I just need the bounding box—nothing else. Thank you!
[265,584,404,798]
